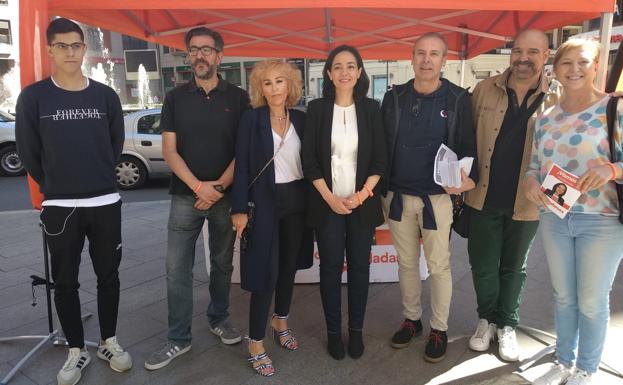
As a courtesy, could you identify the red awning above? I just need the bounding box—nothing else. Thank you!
[43,0,614,60]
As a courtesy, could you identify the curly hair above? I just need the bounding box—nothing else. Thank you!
[248,60,303,108]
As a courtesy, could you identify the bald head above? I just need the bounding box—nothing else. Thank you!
[509,29,550,82]
[513,29,549,51]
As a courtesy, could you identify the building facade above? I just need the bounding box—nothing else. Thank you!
[0,0,19,113]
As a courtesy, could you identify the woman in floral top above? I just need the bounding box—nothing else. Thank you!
[525,39,623,385]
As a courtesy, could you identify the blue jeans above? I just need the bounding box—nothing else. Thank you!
[540,213,623,373]
[166,194,235,345]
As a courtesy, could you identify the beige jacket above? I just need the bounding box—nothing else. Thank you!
[464,68,562,221]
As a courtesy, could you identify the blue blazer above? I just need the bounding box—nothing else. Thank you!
[232,106,313,292]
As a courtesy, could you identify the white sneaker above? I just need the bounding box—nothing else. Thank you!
[532,362,573,385]
[57,347,91,385]
[566,369,592,385]
[96,336,133,372]
[497,326,520,361]
[469,319,496,352]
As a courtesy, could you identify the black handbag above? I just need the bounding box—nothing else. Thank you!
[239,201,255,254]
[605,96,623,225]
[240,162,272,255]
[451,193,470,238]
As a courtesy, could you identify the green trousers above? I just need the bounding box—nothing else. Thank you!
[467,205,539,328]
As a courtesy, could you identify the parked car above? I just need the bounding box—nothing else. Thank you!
[117,108,170,190]
[0,110,25,176]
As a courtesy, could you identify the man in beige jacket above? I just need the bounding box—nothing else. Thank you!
[464,29,561,362]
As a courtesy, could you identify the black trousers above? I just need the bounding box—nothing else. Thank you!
[248,180,306,341]
[315,211,374,334]
[40,201,122,348]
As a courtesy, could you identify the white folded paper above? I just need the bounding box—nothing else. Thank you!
[433,144,474,188]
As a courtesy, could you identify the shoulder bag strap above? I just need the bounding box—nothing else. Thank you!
[606,96,623,223]
[247,111,290,189]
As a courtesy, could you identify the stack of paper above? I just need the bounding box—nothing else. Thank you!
[433,144,474,188]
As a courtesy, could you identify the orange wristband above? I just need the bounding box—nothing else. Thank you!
[607,162,619,181]
[193,181,202,193]
[363,185,373,197]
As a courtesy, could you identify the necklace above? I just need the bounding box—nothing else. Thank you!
[271,110,290,141]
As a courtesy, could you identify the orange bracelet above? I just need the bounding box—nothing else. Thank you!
[362,185,373,197]
[606,162,619,181]
[356,192,363,206]
[193,181,202,193]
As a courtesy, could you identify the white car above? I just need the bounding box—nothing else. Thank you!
[116,108,170,190]
[0,110,24,176]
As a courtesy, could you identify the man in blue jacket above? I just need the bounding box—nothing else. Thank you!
[380,32,477,363]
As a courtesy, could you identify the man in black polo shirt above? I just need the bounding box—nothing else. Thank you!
[144,27,250,371]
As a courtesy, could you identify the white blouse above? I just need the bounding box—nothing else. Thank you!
[330,104,358,198]
[272,123,303,184]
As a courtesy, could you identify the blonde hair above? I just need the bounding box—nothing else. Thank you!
[248,60,303,108]
[553,38,601,68]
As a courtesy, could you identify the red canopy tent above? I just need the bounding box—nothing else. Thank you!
[18,0,616,206]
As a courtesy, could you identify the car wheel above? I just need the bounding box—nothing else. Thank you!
[0,145,26,176]
[115,155,147,190]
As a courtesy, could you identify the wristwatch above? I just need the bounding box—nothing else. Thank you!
[214,184,225,193]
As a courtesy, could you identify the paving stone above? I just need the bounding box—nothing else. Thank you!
[0,266,41,290]
[0,362,37,385]
[0,289,95,335]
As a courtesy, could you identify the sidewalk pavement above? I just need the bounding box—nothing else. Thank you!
[1,201,622,385]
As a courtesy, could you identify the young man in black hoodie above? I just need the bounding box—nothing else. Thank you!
[380,32,477,362]
[16,18,132,385]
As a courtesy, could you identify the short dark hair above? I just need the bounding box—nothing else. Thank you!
[322,45,370,101]
[184,27,224,52]
[46,18,84,45]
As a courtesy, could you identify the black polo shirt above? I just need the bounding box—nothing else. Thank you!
[485,86,544,209]
[161,77,250,195]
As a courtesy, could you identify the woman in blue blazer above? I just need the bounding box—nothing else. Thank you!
[231,60,313,377]
[302,45,387,360]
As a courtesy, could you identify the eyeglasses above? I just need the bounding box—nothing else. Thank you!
[51,42,86,52]
[188,45,220,57]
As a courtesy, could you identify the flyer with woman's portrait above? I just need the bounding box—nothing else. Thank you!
[540,163,581,218]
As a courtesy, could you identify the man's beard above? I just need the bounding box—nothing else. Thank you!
[192,59,216,80]
[511,60,537,77]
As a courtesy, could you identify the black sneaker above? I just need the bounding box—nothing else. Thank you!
[391,319,423,349]
[424,329,447,363]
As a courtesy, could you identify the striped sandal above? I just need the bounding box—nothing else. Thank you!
[246,338,275,377]
[271,314,298,351]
